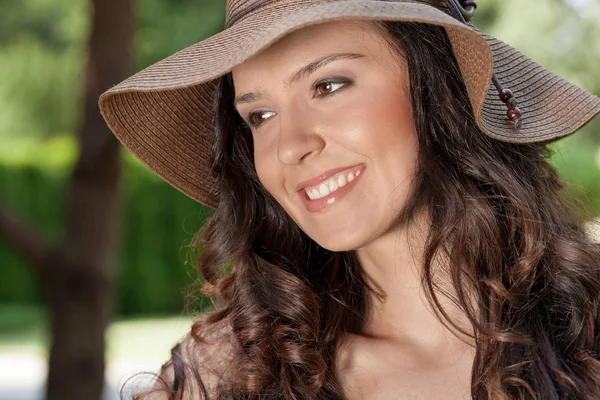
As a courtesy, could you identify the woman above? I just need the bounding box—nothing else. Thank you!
[100,0,600,399]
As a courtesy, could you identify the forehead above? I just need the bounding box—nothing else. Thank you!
[231,20,396,87]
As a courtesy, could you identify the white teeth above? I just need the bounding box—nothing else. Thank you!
[329,178,339,191]
[304,168,363,200]
[319,183,329,197]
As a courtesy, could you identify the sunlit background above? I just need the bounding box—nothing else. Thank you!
[0,0,599,399]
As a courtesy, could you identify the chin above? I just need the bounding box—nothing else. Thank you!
[309,230,368,252]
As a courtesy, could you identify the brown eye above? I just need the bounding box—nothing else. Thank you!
[247,110,276,128]
[315,81,346,97]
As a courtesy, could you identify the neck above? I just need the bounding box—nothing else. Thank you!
[355,210,475,350]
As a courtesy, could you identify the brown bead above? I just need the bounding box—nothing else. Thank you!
[507,107,521,121]
[499,89,513,103]
[462,0,477,12]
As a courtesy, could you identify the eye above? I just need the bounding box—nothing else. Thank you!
[246,110,276,129]
[314,79,348,97]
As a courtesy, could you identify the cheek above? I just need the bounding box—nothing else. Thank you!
[374,93,419,176]
[376,92,416,148]
[333,83,415,157]
[254,148,283,200]
[371,74,414,130]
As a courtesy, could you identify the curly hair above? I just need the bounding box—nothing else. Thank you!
[128,20,600,400]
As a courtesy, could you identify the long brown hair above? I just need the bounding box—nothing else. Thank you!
[129,20,600,400]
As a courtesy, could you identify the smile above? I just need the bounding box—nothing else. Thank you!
[298,164,366,212]
[305,168,363,200]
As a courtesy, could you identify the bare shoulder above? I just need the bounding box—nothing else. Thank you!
[147,315,239,399]
[335,333,380,400]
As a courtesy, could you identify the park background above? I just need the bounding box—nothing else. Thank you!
[0,0,599,399]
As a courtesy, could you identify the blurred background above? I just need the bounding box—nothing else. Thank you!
[0,0,598,399]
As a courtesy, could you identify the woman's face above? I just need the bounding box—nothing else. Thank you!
[232,20,419,251]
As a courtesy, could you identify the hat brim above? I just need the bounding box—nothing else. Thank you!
[99,0,600,208]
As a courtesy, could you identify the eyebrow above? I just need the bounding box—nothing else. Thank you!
[233,52,365,107]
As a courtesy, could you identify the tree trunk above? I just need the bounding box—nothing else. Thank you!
[42,0,134,398]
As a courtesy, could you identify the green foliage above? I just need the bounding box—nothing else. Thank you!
[552,135,600,217]
[0,0,88,140]
[0,0,88,49]
[116,153,214,314]
[0,137,213,314]
[0,161,66,304]
[0,0,224,141]
[135,0,225,70]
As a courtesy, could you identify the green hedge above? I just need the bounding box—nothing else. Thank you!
[117,161,213,314]
[0,139,213,315]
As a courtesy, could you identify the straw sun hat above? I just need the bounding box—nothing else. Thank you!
[99,0,600,208]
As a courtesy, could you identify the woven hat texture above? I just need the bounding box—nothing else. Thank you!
[99,0,600,208]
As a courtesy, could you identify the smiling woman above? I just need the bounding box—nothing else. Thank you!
[99,1,600,399]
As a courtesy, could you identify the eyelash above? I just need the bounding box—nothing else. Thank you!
[244,78,352,129]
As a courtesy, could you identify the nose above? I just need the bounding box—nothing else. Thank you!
[276,109,326,165]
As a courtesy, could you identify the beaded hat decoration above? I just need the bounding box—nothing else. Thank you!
[99,0,600,208]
